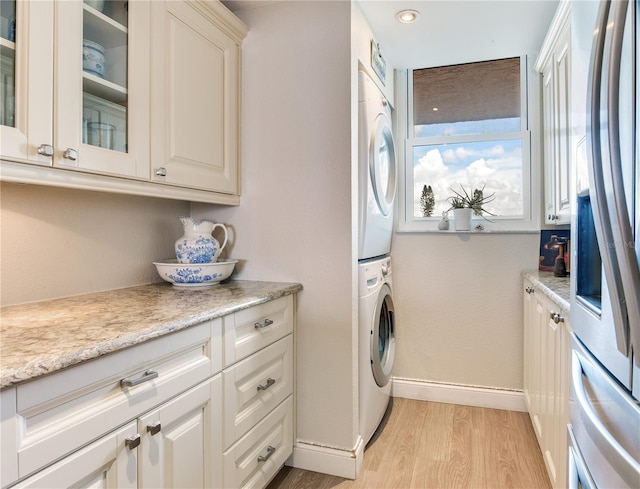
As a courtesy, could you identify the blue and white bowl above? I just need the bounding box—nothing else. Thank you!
[82,39,106,78]
[153,259,237,287]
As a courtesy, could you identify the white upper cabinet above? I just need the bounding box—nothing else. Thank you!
[150,1,246,195]
[1,0,149,177]
[56,0,150,179]
[0,0,247,205]
[536,1,572,225]
[0,0,54,165]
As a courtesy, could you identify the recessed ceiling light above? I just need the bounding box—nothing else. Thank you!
[396,9,420,24]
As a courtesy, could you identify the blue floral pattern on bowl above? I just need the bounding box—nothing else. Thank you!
[175,237,217,264]
[166,267,223,284]
[153,259,238,287]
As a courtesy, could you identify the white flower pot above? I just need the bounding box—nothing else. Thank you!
[453,208,472,231]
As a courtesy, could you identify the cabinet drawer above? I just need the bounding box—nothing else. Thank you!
[224,296,293,367]
[10,421,138,489]
[223,396,293,489]
[14,319,221,480]
[223,335,293,449]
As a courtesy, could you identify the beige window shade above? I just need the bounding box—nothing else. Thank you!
[413,57,520,126]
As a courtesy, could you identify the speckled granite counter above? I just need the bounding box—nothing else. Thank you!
[0,280,302,389]
[523,270,570,314]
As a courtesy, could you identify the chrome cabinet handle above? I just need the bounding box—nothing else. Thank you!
[63,148,78,161]
[155,167,167,177]
[257,445,276,462]
[125,434,141,450]
[257,378,276,391]
[254,319,274,329]
[120,370,158,388]
[37,144,54,157]
[147,421,162,436]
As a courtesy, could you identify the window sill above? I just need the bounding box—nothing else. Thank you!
[396,219,541,234]
[395,228,540,235]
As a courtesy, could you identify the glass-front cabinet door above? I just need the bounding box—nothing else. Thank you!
[0,0,54,164]
[55,0,149,178]
[0,0,16,129]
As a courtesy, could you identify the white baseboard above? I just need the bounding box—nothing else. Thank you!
[391,377,527,412]
[287,380,524,480]
[288,436,365,480]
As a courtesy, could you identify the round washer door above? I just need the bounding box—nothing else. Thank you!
[369,113,397,217]
[371,283,396,387]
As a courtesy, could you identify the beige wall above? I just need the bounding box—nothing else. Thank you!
[0,0,545,460]
[391,232,540,390]
[192,1,356,451]
[0,182,188,306]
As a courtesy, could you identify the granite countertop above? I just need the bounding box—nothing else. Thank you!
[523,270,570,314]
[0,280,302,389]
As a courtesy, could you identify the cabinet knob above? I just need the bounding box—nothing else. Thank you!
[155,167,167,177]
[525,286,535,294]
[63,148,78,161]
[147,421,162,436]
[37,144,54,157]
[254,319,274,329]
[125,434,141,450]
[257,378,276,391]
[257,445,276,463]
[550,312,565,324]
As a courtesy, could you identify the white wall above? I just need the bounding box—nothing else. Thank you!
[192,1,356,451]
[391,232,540,389]
[0,182,187,306]
[351,2,394,105]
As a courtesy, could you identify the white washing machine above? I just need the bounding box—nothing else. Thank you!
[359,255,396,445]
[358,70,397,261]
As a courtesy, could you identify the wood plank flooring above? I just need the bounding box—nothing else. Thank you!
[267,398,551,489]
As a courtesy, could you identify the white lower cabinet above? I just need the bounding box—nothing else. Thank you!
[138,376,222,489]
[523,278,571,489]
[223,335,293,449]
[223,397,293,489]
[1,294,296,489]
[13,377,220,489]
[221,296,295,488]
[12,422,138,489]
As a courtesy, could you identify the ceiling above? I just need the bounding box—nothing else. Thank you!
[222,0,559,69]
[357,0,559,68]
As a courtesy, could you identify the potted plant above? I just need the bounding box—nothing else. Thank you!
[447,184,496,231]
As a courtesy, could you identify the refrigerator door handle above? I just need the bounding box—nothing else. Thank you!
[607,0,640,365]
[571,348,640,481]
[568,426,597,489]
[586,0,630,355]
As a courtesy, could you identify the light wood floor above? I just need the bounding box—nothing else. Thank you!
[267,398,551,489]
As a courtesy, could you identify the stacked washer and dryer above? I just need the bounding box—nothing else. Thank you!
[357,70,397,446]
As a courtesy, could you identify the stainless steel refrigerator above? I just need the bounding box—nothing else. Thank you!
[569,0,640,488]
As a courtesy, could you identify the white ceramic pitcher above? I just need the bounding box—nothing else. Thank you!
[175,217,228,264]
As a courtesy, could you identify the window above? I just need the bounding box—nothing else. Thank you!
[398,56,540,232]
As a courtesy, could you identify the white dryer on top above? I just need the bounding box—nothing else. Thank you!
[358,70,397,261]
